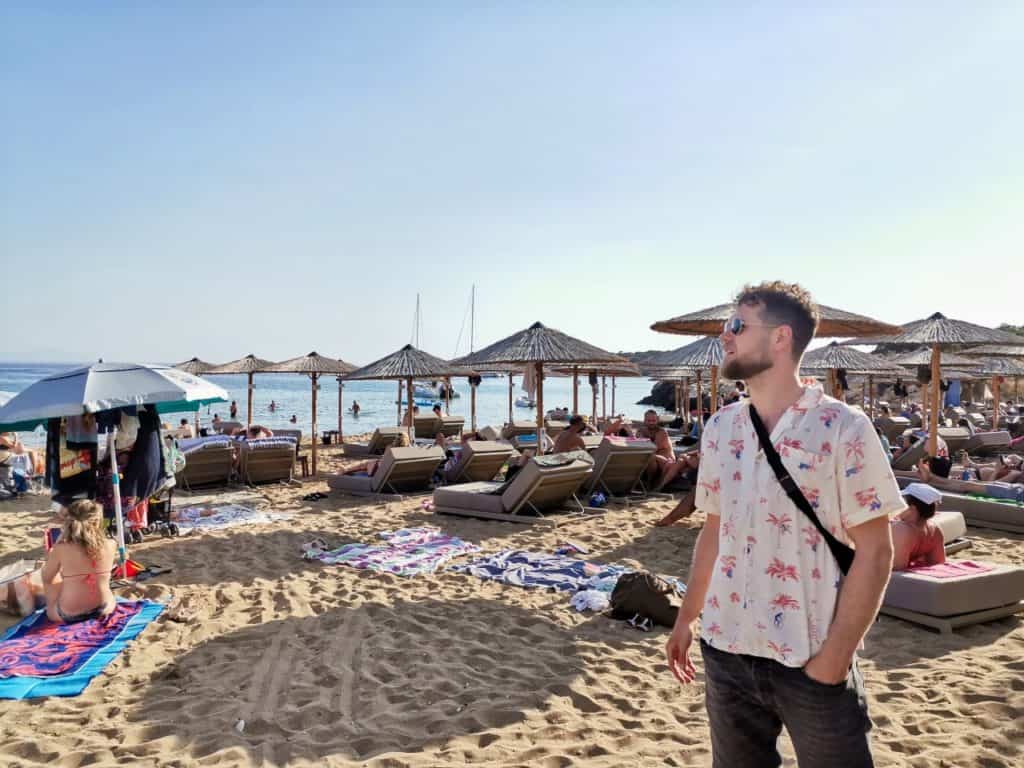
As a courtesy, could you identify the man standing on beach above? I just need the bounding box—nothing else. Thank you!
[665,281,901,767]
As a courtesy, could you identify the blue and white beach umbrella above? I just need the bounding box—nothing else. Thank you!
[0,362,228,566]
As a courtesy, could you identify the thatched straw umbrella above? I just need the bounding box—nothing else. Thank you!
[458,322,627,449]
[962,344,1024,408]
[262,352,357,476]
[971,357,1024,429]
[879,313,1024,455]
[205,354,276,427]
[450,359,520,432]
[344,345,473,440]
[651,303,901,338]
[643,336,725,427]
[173,357,217,375]
[799,342,906,416]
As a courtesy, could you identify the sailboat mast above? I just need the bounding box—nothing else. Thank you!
[415,294,420,348]
[470,284,475,353]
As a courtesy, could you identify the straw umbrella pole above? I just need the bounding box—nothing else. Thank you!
[174,357,217,433]
[881,313,1024,456]
[263,352,357,476]
[971,358,1024,429]
[572,366,579,414]
[205,354,276,428]
[457,322,628,450]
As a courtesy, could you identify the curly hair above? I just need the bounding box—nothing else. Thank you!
[735,280,820,360]
[60,500,107,559]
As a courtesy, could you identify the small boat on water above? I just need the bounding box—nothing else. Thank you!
[515,395,536,408]
[415,381,461,399]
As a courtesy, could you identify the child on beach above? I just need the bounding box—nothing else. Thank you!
[41,500,116,624]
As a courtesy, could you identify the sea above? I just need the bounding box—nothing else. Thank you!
[0,362,664,446]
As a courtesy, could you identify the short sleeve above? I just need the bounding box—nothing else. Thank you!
[835,410,905,530]
[694,418,722,518]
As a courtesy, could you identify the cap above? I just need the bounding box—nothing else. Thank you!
[901,482,942,506]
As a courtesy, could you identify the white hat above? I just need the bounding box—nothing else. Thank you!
[901,483,942,506]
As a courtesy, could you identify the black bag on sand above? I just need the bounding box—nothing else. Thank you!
[608,572,679,628]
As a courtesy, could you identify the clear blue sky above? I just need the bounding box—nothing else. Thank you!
[3,3,1022,365]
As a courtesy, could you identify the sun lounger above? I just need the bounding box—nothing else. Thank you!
[908,412,923,429]
[581,435,605,452]
[896,477,1024,533]
[502,421,540,439]
[342,427,404,457]
[272,429,303,454]
[433,454,593,525]
[238,438,296,485]
[477,425,501,441]
[875,416,911,443]
[328,446,444,497]
[962,431,1012,456]
[933,510,972,555]
[580,438,655,500]
[545,420,568,436]
[446,441,516,484]
[881,561,1024,633]
[175,441,234,490]
[968,413,987,428]
[891,438,928,471]
[937,427,970,455]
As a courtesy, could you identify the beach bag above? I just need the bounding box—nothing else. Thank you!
[608,572,678,628]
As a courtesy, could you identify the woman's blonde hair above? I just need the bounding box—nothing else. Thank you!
[60,500,107,558]
[394,432,411,448]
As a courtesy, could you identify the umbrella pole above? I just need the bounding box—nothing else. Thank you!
[992,376,1000,430]
[397,381,402,427]
[611,375,617,415]
[470,379,477,432]
[108,431,127,570]
[338,377,344,441]
[572,367,579,415]
[601,376,607,421]
[868,375,875,419]
[247,372,254,427]
[684,376,690,424]
[311,373,319,476]
[928,344,940,456]
[408,377,415,441]
[508,373,513,426]
[711,366,719,414]
[535,362,544,452]
[445,376,451,415]
[591,378,597,427]
[696,370,703,435]
[861,378,867,412]
[674,381,680,417]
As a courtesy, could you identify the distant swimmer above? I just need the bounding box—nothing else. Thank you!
[229,400,238,419]
[351,401,361,417]
[269,400,277,412]
[289,414,297,424]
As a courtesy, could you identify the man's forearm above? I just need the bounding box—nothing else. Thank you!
[678,515,720,624]
[818,545,892,664]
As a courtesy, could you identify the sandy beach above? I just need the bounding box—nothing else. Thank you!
[0,436,1019,768]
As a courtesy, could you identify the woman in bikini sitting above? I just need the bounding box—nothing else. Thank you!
[891,483,946,571]
[41,500,117,624]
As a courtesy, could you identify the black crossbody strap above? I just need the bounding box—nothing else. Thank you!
[748,404,855,576]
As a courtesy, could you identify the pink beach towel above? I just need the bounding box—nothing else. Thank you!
[908,560,995,579]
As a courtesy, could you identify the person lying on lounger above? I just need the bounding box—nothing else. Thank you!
[891,483,945,571]
[41,500,116,624]
[899,458,1024,503]
[552,415,588,454]
[342,433,411,476]
[954,451,1023,482]
[654,450,701,492]
[636,410,674,485]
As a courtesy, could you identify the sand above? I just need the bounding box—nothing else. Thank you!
[0,440,1022,767]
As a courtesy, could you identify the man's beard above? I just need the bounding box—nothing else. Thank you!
[722,350,773,381]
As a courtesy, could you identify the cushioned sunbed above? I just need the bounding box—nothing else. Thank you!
[328,446,444,497]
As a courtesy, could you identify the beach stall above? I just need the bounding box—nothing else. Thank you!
[203,354,276,428]
[0,363,227,568]
[262,352,357,476]
[458,322,628,450]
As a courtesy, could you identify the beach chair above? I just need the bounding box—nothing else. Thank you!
[327,446,444,497]
[446,441,516,484]
[896,477,1023,534]
[579,438,655,503]
[438,416,464,437]
[937,427,970,455]
[238,438,296,485]
[875,416,911,443]
[175,440,234,490]
[433,454,594,525]
[881,561,1024,633]
[890,438,928,471]
[962,431,1011,456]
[581,434,605,452]
[968,413,987,429]
[342,427,404,457]
[502,421,539,439]
[933,510,972,556]
[272,428,302,451]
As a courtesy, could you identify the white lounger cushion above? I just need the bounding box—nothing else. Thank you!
[884,563,1024,618]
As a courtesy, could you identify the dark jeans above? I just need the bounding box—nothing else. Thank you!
[700,640,873,768]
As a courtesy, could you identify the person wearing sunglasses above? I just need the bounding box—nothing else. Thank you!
[665,281,901,768]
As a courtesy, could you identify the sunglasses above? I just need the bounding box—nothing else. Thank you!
[723,316,781,336]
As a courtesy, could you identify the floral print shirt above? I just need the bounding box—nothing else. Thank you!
[696,385,904,667]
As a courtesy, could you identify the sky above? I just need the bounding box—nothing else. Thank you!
[2,3,1022,366]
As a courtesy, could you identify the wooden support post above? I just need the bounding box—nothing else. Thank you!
[535,362,545,453]
[397,380,402,426]
[311,373,319,476]
[928,345,941,457]
[337,377,344,440]
[711,366,719,414]
[247,372,254,427]
[572,367,579,414]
